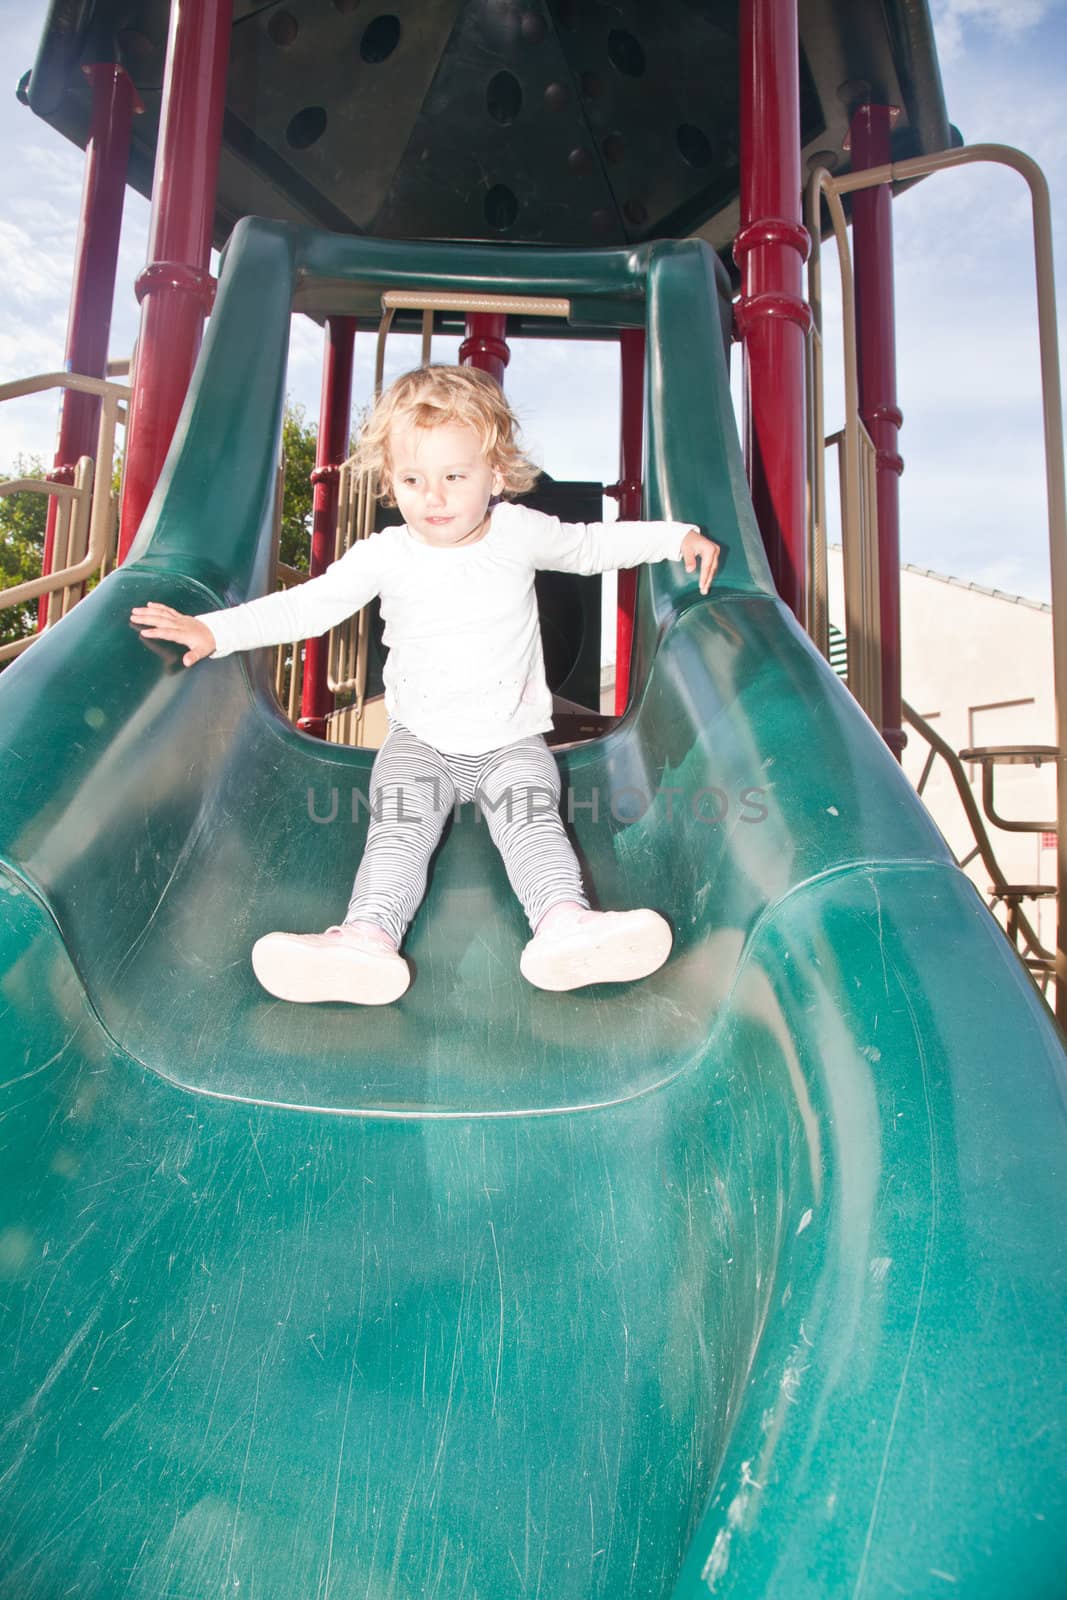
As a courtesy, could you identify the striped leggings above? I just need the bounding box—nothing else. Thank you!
[344,724,589,944]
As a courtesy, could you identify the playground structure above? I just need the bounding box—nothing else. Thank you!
[1,4,1066,1596]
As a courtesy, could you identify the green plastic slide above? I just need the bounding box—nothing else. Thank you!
[1,223,1065,1598]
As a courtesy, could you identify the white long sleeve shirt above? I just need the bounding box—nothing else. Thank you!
[197,501,691,754]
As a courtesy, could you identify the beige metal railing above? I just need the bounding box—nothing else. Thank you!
[327,460,372,700]
[380,290,571,320]
[904,701,1056,995]
[264,462,306,722]
[823,418,879,697]
[805,169,884,730]
[806,143,1067,1015]
[0,371,128,662]
[272,577,306,723]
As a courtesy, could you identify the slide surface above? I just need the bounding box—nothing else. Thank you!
[1,225,1065,1599]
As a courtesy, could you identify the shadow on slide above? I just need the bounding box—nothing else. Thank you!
[1,224,1065,1598]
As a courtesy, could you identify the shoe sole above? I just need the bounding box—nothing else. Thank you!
[519,910,672,992]
[252,934,410,1006]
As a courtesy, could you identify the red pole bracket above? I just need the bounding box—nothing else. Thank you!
[460,315,510,385]
[134,261,217,311]
[733,292,813,338]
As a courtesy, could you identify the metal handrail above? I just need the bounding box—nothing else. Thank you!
[0,370,129,408]
[823,421,879,689]
[903,700,1055,989]
[0,456,102,610]
[806,144,1066,1017]
[957,744,1058,835]
[47,454,94,624]
[0,371,129,657]
[380,290,571,319]
[327,460,369,705]
[265,462,306,724]
[805,169,884,730]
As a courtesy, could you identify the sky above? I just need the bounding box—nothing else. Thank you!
[0,0,1064,605]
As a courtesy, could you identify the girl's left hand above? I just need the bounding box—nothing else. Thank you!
[680,528,720,594]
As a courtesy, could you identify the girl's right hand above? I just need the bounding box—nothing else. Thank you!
[129,603,217,667]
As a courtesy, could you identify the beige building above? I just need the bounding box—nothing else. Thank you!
[829,545,1056,953]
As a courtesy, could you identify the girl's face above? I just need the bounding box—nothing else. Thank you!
[388,420,503,548]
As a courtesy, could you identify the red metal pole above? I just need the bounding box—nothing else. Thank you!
[298,317,356,738]
[38,61,140,627]
[614,328,645,714]
[734,0,811,620]
[459,314,510,385]
[117,0,232,560]
[851,103,906,759]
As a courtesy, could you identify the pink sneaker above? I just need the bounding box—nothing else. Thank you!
[251,925,410,1006]
[519,907,672,992]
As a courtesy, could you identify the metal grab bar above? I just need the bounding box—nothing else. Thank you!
[380,290,571,319]
[805,168,884,730]
[0,457,102,610]
[903,701,1056,991]
[0,370,129,656]
[957,744,1059,835]
[0,370,129,407]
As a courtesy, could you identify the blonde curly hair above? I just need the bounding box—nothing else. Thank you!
[347,364,541,505]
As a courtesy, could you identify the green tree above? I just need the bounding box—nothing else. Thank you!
[280,401,318,571]
[0,454,48,663]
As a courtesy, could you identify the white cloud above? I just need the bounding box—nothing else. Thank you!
[932,0,1060,61]
[0,391,60,470]
[505,338,620,483]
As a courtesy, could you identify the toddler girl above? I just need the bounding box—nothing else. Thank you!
[130,365,719,1005]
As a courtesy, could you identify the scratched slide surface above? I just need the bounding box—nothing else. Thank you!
[1,222,1065,1598]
